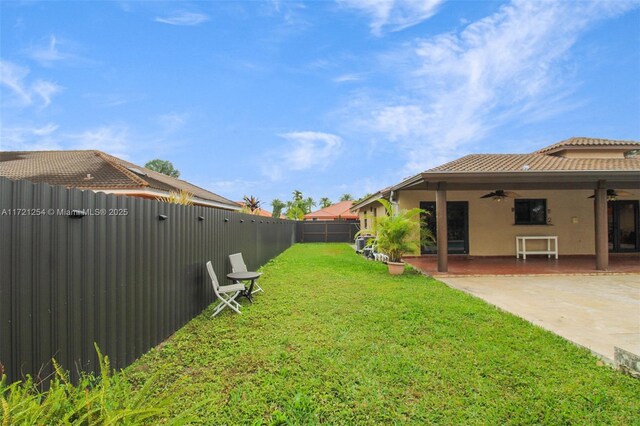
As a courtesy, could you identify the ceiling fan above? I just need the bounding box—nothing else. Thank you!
[587,189,635,201]
[480,190,520,202]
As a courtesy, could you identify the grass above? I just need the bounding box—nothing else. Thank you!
[128,243,640,424]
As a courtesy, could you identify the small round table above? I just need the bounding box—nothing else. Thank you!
[226,271,262,303]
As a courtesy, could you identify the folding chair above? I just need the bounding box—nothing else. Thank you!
[206,261,245,317]
[229,253,264,294]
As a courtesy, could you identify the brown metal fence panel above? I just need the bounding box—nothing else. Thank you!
[297,220,359,243]
[0,177,296,384]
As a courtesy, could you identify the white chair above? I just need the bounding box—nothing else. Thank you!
[206,261,245,317]
[229,253,263,294]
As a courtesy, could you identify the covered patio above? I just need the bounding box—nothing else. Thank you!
[352,138,640,274]
[404,254,640,277]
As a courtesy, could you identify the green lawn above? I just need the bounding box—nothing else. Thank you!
[129,244,640,424]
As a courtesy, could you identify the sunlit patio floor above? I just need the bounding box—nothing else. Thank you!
[404,253,640,277]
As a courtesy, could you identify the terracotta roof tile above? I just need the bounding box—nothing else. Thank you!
[536,137,640,154]
[305,200,358,220]
[427,153,640,173]
[0,150,237,207]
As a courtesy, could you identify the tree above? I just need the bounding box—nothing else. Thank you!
[319,197,332,208]
[283,190,315,220]
[144,159,180,178]
[285,202,306,220]
[241,195,261,214]
[304,197,316,212]
[353,193,373,205]
[340,194,354,201]
[271,199,286,218]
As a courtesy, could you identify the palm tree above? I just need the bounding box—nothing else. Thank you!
[319,197,332,208]
[271,199,285,218]
[340,194,354,201]
[292,190,303,202]
[303,197,316,213]
[242,195,260,214]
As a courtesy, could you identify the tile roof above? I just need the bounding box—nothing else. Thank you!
[536,137,640,154]
[427,153,640,173]
[305,200,358,220]
[427,138,640,174]
[0,150,238,207]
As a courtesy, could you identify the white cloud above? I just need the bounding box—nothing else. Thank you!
[83,92,139,108]
[0,60,63,108]
[31,80,62,107]
[339,0,444,36]
[208,179,261,199]
[333,73,363,83]
[156,112,188,133]
[155,11,209,26]
[26,35,70,65]
[0,61,31,104]
[280,131,342,171]
[68,125,132,158]
[342,0,638,172]
[0,123,61,151]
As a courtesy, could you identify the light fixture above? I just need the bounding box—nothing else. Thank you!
[159,214,168,221]
[480,190,520,202]
[587,189,634,201]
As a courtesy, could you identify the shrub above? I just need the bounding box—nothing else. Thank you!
[0,344,191,425]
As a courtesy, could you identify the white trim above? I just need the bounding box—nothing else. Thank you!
[84,188,241,211]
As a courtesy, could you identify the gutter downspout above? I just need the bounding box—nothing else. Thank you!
[390,190,399,215]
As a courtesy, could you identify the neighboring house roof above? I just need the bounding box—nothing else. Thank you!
[305,200,358,220]
[0,150,240,210]
[235,202,273,217]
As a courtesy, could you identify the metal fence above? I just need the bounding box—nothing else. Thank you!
[0,177,296,384]
[296,220,359,243]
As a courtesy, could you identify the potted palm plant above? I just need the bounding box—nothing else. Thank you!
[358,199,433,275]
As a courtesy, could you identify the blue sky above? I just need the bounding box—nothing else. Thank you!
[1,1,639,208]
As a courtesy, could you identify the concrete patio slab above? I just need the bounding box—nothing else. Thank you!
[438,274,640,362]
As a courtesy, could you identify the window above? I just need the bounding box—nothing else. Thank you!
[514,199,547,225]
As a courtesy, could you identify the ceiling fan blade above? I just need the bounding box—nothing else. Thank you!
[616,190,635,197]
[503,191,521,198]
[480,192,496,198]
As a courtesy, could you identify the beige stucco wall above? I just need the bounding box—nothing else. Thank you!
[396,189,638,256]
[357,201,385,233]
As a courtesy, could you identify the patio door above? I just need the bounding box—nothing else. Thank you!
[608,200,639,252]
[420,201,469,254]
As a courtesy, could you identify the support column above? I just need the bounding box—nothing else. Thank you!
[436,182,448,273]
[594,181,608,271]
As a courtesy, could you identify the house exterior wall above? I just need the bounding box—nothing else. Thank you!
[357,202,385,233]
[395,189,638,256]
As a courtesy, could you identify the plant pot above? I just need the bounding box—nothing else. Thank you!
[387,261,404,275]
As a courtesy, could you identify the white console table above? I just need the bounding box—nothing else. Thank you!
[516,236,558,259]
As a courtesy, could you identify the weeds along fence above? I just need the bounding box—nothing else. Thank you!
[0,177,296,385]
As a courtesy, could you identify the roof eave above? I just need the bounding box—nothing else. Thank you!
[92,188,242,210]
[350,193,384,211]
